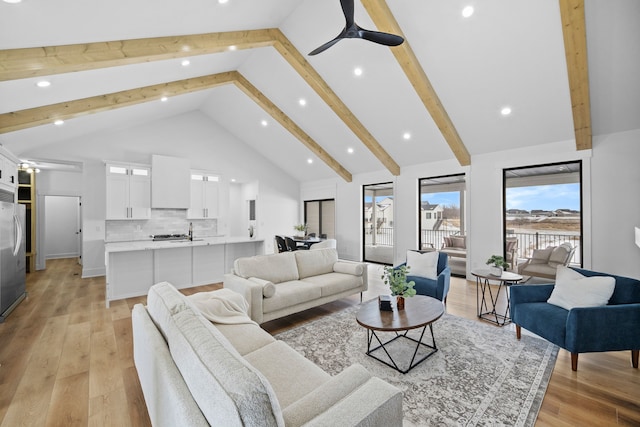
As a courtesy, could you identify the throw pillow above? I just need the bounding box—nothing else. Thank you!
[547,266,616,310]
[531,246,554,262]
[548,244,572,265]
[451,236,466,249]
[406,250,439,280]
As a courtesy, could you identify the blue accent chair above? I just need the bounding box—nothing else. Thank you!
[510,267,640,371]
[398,251,451,303]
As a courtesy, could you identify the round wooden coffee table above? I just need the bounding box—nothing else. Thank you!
[356,295,444,374]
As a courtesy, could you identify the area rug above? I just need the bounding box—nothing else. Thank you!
[274,305,558,426]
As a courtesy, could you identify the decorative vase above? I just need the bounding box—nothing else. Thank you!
[396,295,405,310]
[489,265,504,276]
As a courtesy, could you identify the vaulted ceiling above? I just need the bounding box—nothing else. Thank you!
[1,0,639,182]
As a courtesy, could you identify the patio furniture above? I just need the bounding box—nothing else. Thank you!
[510,267,640,371]
[505,236,519,271]
[517,242,575,280]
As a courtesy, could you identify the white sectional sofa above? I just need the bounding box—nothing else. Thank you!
[223,248,367,324]
[132,282,403,427]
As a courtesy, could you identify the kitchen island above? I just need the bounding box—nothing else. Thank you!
[104,237,263,307]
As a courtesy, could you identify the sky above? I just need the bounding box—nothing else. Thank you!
[370,183,581,212]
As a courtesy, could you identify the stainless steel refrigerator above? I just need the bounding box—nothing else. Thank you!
[0,201,26,322]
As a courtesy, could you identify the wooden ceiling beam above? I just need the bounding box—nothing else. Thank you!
[0,30,275,81]
[362,0,471,166]
[234,72,352,182]
[559,0,592,150]
[0,71,353,182]
[271,30,401,176]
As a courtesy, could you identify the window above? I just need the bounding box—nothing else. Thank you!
[419,174,466,275]
[363,182,394,264]
[503,161,582,268]
[304,199,335,239]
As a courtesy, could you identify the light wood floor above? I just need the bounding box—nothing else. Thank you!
[0,259,638,426]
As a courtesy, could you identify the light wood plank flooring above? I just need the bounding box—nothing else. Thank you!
[0,259,637,426]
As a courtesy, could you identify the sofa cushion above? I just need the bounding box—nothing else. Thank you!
[234,252,299,284]
[214,323,276,356]
[294,248,338,279]
[244,340,330,409]
[548,243,573,266]
[263,281,323,314]
[146,282,284,427]
[451,236,466,249]
[548,266,615,310]
[303,273,363,297]
[531,246,554,262]
[333,261,364,276]
[406,250,439,280]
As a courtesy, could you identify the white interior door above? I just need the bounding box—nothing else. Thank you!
[44,195,81,261]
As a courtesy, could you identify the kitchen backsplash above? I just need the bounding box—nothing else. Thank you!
[105,209,218,242]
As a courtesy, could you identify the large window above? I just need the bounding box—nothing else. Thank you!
[363,182,394,264]
[419,174,466,275]
[503,161,582,267]
[304,199,335,239]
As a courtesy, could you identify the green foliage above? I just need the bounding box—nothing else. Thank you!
[486,255,509,269]
[293,223,307,232]
[382,265,417,297]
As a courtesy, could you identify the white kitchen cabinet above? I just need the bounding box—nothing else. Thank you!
[0,149,18,193]
[106,250,154,301]
[106,163,151,220]
[192,244,225,285]
[188,171,219,219]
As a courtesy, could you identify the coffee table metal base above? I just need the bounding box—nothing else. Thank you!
[365,324,437,374]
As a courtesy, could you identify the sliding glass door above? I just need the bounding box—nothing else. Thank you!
[304,199,335,239]
[363,182,394,264]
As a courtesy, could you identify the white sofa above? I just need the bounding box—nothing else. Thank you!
[223,248,367,324]
[132,282,403,427]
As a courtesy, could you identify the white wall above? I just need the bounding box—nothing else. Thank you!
[303,131,640,280]
[19,111,300,277]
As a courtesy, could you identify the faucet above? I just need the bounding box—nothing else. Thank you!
[188,222,193,241]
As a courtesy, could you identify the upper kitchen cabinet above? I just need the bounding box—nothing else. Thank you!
[0,147,18,195]
[106,163,151,220]
[188,171,219,219]
[151,155,190,209]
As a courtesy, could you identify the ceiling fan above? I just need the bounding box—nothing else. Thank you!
[308,0,405,56]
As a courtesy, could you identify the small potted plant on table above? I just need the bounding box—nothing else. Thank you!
[382,265,416,310]
[293,223,307,238]
[486,255,510,276]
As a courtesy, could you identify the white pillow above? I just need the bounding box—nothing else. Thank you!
[406,250,439,280]
[547,266,615,310]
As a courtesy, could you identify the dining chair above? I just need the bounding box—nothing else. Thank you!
[285,236,308,251]
[275,235,288,252]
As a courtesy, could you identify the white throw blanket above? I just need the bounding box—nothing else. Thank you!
[187,288,257,325]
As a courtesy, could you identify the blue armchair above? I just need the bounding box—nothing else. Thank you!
[398,251,451,303]
[510,268,640,371]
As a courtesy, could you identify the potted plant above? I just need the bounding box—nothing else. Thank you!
[293,223,307,238]
[486,255,509,276]
[381,265,416,310]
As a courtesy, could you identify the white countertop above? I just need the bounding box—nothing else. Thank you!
[105,236,264,253]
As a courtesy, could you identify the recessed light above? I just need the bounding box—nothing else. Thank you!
[218,0,229,4]
[160,96,168,102]
[298,98,307,107]
[228,45,237,51]
[307,159,313,164]
[347,147,354,154]
[501,106,512,116]
[353,67,363,77]
[36,80,51,88]
[54,119,64,126]
[462,6,474,18]
[261,120,268,127]
[181,59,190,67]
[231,178,236,182]
[403,132,411,140]
[3,0,22,4]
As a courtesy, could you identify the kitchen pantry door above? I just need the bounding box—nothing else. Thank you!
[44,195,81,262]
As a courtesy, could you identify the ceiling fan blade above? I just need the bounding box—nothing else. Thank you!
[308,36,343,56]
[340,0,355,28]
[359,29,404,47]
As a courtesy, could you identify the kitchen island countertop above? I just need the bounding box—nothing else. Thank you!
[105,236,264,253]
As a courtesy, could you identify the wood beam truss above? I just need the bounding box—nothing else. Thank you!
[362,0,471,166]
[559,0,592,150]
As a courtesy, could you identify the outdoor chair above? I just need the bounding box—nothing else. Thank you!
[517,242,575,280]
[510,267,640,371]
